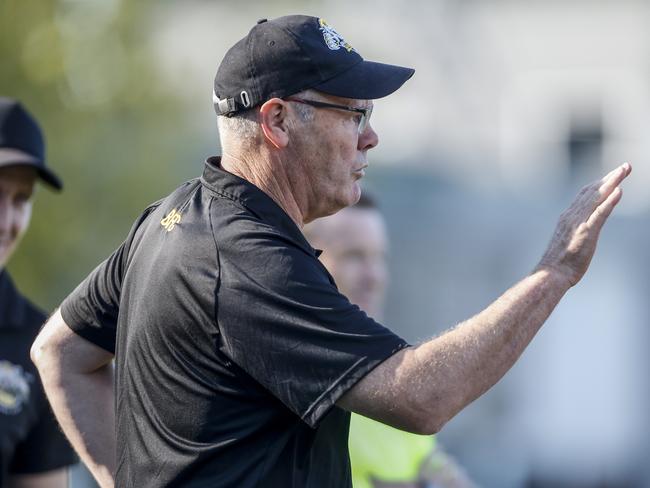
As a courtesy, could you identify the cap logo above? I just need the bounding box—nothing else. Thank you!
[318,19,354,53]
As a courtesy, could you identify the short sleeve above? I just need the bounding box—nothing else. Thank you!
[61,204,160,353]
[9,388,77,474]
[215,217,409,428]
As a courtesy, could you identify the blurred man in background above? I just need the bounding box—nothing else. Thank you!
[305,193,475,488]
[0,97,76,487]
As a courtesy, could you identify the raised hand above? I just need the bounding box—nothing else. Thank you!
[536,163,632,287]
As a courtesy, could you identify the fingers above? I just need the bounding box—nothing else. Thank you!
[596,163,632,205]
[571,163,630,215]
[563,162,630,230]
[600,162,630,183]
[585,163,630,228]
[540,163,631,287]
[587,186,623,230]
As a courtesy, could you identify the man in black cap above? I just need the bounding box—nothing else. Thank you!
[0,97,76,487]
[32,15,630,488]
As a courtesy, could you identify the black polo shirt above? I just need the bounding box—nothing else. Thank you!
[0,271,76,485]
[61,157,408,487]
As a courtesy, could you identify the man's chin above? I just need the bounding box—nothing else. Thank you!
[348,183,362,206]
[353,300,382,320]
[0,247,11,269]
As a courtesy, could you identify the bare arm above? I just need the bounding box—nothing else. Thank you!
[338,163,631,434]
[31,309,115,488]
[8,468,68,488]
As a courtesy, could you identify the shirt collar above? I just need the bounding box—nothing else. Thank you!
[201,156,320,258]
[0,271,28,329]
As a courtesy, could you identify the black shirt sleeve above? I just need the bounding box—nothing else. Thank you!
[61,204,161,353]
[215,215,409,428]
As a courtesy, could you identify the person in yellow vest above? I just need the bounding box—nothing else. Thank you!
[304,193,475,488]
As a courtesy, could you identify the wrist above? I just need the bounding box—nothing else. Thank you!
[531,264,575,292]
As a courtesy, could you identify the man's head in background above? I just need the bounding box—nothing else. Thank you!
[304,193,388,320]
[0,98,62,269]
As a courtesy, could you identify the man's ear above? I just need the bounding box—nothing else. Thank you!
[259,98,290,149]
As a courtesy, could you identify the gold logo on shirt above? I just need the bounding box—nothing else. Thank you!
[161,208,181,232]
[0,361,32,415]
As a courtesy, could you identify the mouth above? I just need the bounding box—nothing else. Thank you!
[352,164,368,178]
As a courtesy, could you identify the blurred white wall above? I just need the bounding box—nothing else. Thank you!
[149,0,650,213]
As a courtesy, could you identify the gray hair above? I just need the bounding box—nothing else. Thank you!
[217,90,317,151]
[217,108,262,150]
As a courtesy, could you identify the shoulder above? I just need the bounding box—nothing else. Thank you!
[123,179,203,250]
[214,212,321,276]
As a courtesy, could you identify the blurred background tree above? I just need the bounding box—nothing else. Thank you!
[1,0,205,309]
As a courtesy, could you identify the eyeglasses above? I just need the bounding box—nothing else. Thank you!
[284,97,373,134]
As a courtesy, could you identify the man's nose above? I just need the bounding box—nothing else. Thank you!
[358,123,379,151]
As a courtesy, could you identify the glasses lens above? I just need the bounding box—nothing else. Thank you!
[358,106,372,134]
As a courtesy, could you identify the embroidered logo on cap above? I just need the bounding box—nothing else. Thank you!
[0,361,33,415]
[318,19,354,52]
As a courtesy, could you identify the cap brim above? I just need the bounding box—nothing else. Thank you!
[313,60,414,100]
[0,148,63,191]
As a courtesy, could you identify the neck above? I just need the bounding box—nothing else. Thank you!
[220,151,306,228]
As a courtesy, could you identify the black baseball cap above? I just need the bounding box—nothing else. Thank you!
[0,97,63,190]
[213,15,415,116]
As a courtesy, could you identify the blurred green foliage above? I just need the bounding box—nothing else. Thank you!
[1,0,206,310]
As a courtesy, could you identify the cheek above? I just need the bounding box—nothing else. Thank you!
[13,203,32,236]
[375,263,389,288]
[328,123,358,160]
[326,261,353,295]
[336,261,365,291]
[336,138,357,164]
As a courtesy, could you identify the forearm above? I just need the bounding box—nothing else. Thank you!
[342,268,569,433]
[408,268,568,429]
[42,363,115,487]
[32,310,116,488]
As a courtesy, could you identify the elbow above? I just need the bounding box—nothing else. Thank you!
[420,419,444,436]
[398,391,461,435]
[409,414,447,436]
[31,321,62,375]
[31,329,66,393]
[394,417,444,436]
[30,330,51,371]
[394,402,449,436]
